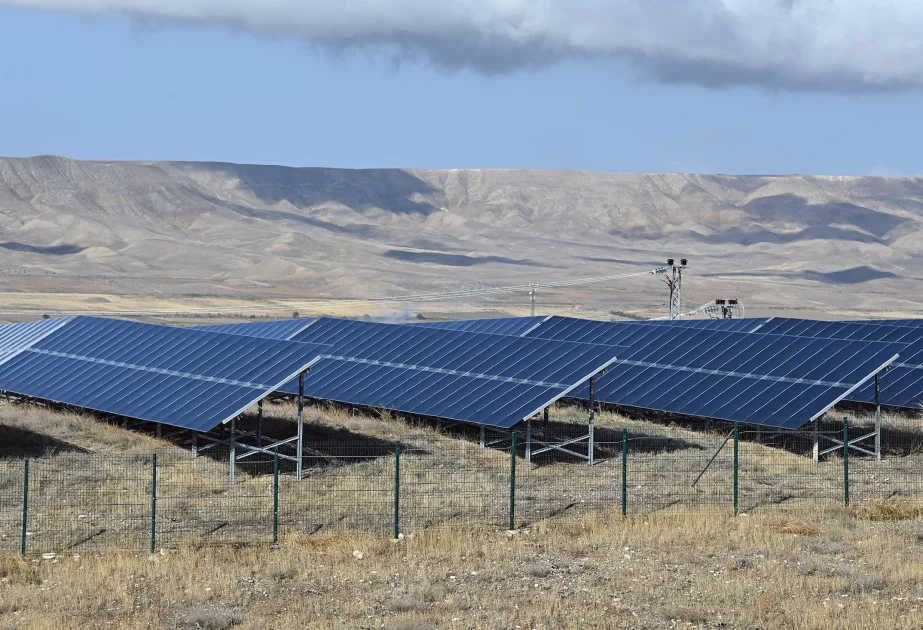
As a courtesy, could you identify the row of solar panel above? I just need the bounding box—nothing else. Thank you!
[418,314,923,409]
[0,316,618,432]
[192,315,902,428]
[0,312,908,436]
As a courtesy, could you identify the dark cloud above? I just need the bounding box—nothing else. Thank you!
[6,0,923,92]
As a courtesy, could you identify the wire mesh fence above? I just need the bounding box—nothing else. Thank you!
[3,415,923,556]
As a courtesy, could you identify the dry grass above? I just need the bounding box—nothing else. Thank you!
[1,508,923,629]
[2,401,923,627]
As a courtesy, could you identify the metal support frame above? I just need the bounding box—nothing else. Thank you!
[815,421,879,459]
[525,372,604,466]
[186,369,311,484]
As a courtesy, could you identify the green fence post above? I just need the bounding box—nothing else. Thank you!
[621,428,628,517]
[733,422,739,516]
[272,446,280,547]
[20,459,29,557]
[393,442,401,540]
[843,416,850,506]
[509,432,517,531]
[150,453,157,553]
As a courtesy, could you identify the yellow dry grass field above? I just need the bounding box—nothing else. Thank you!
[1,402,923,628]
[2,508,923,629]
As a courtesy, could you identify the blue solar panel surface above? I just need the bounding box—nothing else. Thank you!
[264,318,617,428]
[727,318,923,409]
[0,317,74,362]
[636,318,771,333]
[0,316,328,431]
[191,318,317,340]
[526,316,901,428]
[413,316,548,336]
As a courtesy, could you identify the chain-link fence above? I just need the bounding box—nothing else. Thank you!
[4,415,923,556]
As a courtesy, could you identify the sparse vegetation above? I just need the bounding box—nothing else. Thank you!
[1,401,923,627]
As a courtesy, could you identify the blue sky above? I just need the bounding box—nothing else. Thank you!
[2,4,922,175]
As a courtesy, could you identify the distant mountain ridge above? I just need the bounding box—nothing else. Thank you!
[1,155,922,314]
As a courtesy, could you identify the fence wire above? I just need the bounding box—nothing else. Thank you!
[2,415,923,555]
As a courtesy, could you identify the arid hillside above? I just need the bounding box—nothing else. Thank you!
[2,155,923,318]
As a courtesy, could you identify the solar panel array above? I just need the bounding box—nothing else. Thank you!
[0,310,909,435]
[0,316,328,432]
[191,317,317,340]
[519,316,901,428]
[413,316,549,336]
[276,318,619,428]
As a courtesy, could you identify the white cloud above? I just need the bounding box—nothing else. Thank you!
[5,0,923,90]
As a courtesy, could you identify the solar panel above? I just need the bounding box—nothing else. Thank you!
[636,318,771,333]
[191,317,317,340]
[0,317,74,364]
[0,316,328,432]
[412,316,549,336]
[248,317,619,429]
[526,316,901,429]
[288,357,599,428]
[729,317,923,409]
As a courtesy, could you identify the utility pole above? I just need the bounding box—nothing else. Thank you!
[657,258,687,320]
[529,284,536,317]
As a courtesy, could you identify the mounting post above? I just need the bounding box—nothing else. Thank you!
[229,415,236,485]
[20,459,29,556]
[150,453,157,554]
[733,422,739,516]
[257,399,264,448]
[812,419,819,464]
[272,446,280,548]
[479,425,485,448]
[394,442,401,540]
[875,373,882,461]
[543,407,549,440]
[843,416,850,506]
[296,371,305,479]
[191,431,198,458]
[621,429,628,517]
[526,418,532,465]
[587,376,596,465]
[156,422,162,438]
[509,432,517,531]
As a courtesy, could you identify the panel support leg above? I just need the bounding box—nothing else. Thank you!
[191,431,198,458]
[156,422,162,438]
[229,416,236,485]
[479,425,485,449]
[813,419,819,464]
[543,407,549,440]
[526,418,532,466]
[257,399,264,448]
[588,376,596,466]
[875,372,882,462]
[297,371,305,479]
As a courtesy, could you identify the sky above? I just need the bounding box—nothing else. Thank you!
[1,1,923,175]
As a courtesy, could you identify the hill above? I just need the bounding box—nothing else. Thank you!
[2,155,923,318]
